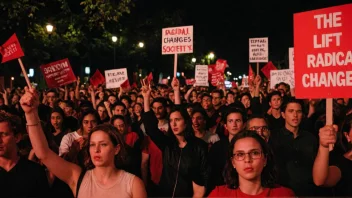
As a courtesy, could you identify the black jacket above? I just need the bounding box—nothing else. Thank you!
[142,110,209,197]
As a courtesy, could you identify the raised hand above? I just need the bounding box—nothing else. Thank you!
[140,79,151,98]
[254,75,262,87]
[171,77,180,91]
[20,87,39,114]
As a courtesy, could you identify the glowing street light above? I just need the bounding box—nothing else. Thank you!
[208,52,215,60]
[11,77,14,81]
[239,76,242,79]
[112,36,118,43]
[167,76,171,80]
[138,42,144,48]
[191,58,196,63]
[46,24,54,34]
[139,74,142,77]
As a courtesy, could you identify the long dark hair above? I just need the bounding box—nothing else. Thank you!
[224,130,277,189]
[84,124,128,170]
[167,106,194,143]
[48,107,68,134]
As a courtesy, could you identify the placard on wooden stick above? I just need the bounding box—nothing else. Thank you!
[249,37,269,76]
[162,26,193,77]
[294,3,352,150]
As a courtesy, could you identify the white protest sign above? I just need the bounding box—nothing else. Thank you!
[270,69,295,89]
[162,26,193,55]
[242,77,249,88]
[289,47,294,69]
[249,37,268,63]
[195,65,209,86]
[105,68,128,89]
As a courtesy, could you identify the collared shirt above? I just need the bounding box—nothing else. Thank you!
[270,127,319,196]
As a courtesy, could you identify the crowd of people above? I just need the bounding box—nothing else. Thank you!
[0,74,351,198]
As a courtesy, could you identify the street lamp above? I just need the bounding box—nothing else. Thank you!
[239,76,242,79]
[208,52,215,60]
[85,67,90,75]
[138,42,144,48]
[46,24,54,34]
[112,36,118,43]
[10,77,14,90]
[112,36,118,68]
[191,58,196,63]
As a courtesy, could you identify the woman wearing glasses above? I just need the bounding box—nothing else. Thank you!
[208,130,294,197]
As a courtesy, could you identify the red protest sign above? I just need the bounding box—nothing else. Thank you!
[90,69,105,86]
[294,4,352,99]
[0,34,24,63]
[40,58,76,88]
[261,61,277,79]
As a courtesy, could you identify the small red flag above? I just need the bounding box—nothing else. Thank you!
[90,69,105,86]
[120,79,130,89]
[0,34,25,63]
[147,72,153,82]
[261,61,277,79]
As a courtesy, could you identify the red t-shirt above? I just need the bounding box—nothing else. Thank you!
[124,132,138,148]
[141,124,168,185]
[142,136,163,184]
[208,185,295,197]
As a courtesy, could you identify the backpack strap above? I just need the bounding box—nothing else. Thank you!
[76,169,86,198]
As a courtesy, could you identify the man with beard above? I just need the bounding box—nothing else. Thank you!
[140,97,169,197]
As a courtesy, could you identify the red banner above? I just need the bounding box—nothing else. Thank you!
[0,34,24,63]
[186,79,196,85]
[90,69,105,86]
[261,61,277,78]
[40,58,76,88]
[294,4,352,98]
[248,65,255,84]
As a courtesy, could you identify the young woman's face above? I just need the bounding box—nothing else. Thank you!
[232,137,266,183]
[89,130,120,167]
[51,112,63,130]
[169,111,186,136]
[82,114,98,134]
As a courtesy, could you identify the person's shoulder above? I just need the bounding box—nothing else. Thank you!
[208,185,235,197]
[270,185,295,197]
[191,136,208,150]
[18,158,46,173]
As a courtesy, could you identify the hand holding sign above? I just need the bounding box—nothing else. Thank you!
[318,125,338,148]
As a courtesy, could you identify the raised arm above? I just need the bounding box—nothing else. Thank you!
[184,86,194,103]
[20,87,82,195]
[75,77,80,101]
[141,80,169,150]
[171,77,181,105]
[313,125,341,187]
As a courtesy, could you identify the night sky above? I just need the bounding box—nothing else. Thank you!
[135,0,352,77]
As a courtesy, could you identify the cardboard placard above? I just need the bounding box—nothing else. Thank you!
[270,69,295,89]
[162,26,193,54]
[105,68,128,89]
[249,37,268,63]
[40,58,76,88]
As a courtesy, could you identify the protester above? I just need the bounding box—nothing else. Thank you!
[208,130,295,197]
[20,87,147,198]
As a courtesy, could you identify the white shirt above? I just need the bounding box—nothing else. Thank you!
[59,131,81,156]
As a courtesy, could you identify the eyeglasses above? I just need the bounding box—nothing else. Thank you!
[232,150,263,161]
[249,126,269,133]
